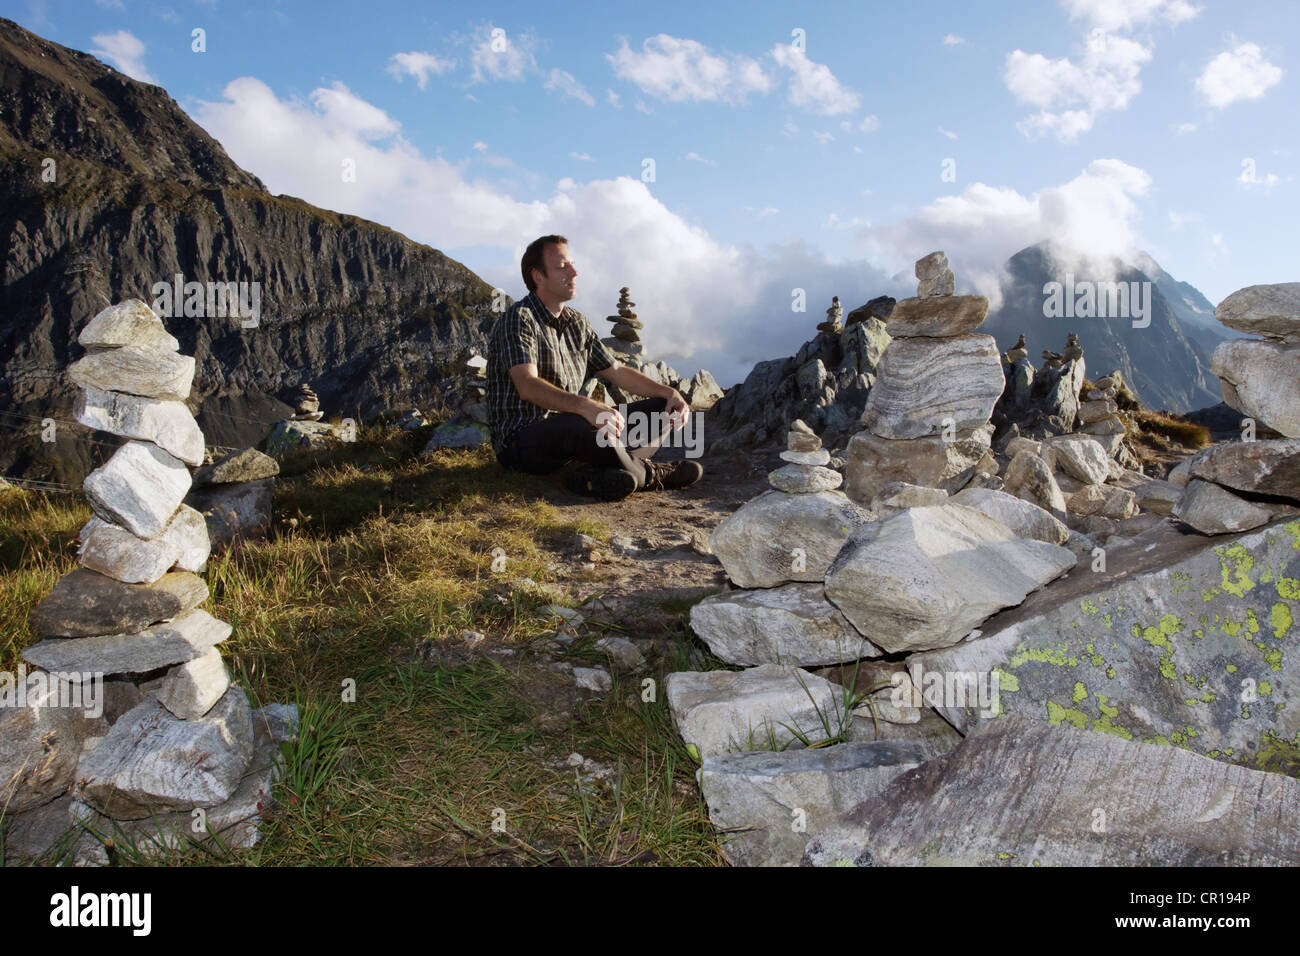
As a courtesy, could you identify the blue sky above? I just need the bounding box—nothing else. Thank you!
[8,0,1295,386]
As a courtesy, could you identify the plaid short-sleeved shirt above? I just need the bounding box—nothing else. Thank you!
[486,291,618,455]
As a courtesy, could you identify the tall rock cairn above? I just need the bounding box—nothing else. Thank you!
[769,419,843,493]
[816,296,843,334]
[604,287,645,356]
[845,251,1004,504]
[17,299,269,859]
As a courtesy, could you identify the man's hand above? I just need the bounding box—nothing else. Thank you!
[582,398,625,440]
[664,389,690,430]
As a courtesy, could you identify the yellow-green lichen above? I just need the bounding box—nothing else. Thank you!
[1009,643,1078,669]
[1226,663,1237,673]
[1080,599,1100,615]
[1046,700,1088,729]
[1277,577,1300,601]
[1093,694,1133,740]
[993,668,1019,692]
[1105,667,1116,679]
[1072,682,1088,703]
[1216,543,1256,598]
[1270,602,1293,640]
[1259,681,1272,697]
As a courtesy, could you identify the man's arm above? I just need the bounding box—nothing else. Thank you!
[598,362,690,425]
[509,363,610,427]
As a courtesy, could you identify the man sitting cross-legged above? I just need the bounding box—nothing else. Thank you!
[486,234,703,501]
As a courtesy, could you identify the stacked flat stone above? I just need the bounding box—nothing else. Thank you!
[768,419,843,493]
[816,296,843,334]
[845,251,1003,504]
[603,287,644,355]
[7,299,276,861]
[1075,371,1127,456]
[291,383,323,421]
[185,447,280,553]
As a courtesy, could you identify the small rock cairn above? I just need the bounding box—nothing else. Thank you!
[1075,371,1127,456]
[769,419,842,493]
[816,296,843,334]
[11,299,286,862]
[290,383,323,421]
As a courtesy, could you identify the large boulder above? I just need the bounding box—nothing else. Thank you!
[1002,450,1068,514]
[845,425,992,505]
[905,518,1300,765]
[861,335,1004,439]
[1172,479,1296,535]
[701,741,926,866]
[1211,339,1300,438]
[823,504,1075,653]
[1045,436,1110,485]
[803,716,1300,866]
[689,583,882,666]
[1214,283,1300,343]
[709,490,875,588]
[1186,439,1300,501]
[950,487,1069,545]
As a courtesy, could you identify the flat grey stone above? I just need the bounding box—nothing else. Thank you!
[1215,282,1300,343]
[84,440,192,539]
[702,741,926,866]
[886,294,987,337]
[193,447,280,485]
[666,664,844,757]
[767,464,842,493]
[689,583,882,667]
[23,608,232,676]
[75,385,204,466]
[27,569,207,638]
[68,345,195,402]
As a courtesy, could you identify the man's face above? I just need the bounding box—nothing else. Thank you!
[533,242,578,303]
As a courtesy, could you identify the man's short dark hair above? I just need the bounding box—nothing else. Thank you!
[521,234,568,293]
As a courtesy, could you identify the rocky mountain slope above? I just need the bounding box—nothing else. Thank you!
[0,17,498,483]
[983,243,1221,413]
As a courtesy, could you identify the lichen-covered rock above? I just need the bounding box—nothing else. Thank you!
[905,519,1300,766]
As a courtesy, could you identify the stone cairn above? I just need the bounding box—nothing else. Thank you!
[1169,281,1300,535]
[844,250,1003,504]
[290,383,323,421]
[816,296,843,334]
[604,287,644,355]
[768,419,842,493]
[1,299,291,864]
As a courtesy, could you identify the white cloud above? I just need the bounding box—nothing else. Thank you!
[472,141,489,151]
[1005,29,1151,142]
[854,158,1154,307]
[569,151,593,161]
[190,75,901,388]
[781,120,800,137]
[938,126,959,140]
[1175,121,1196,134]
[813,130,834,144]
[1062,0,1200,31]
[545,68,595,106]
[943,34,965,46]
[606,88,621,108]
[685,151,716,165]
[858,114,880,133]
[770,45,861,115]
[90,30,155,83]
[606,34,773,105]
[470,25,534,82]
[1196,41,1282,108]
[387,51,455,90]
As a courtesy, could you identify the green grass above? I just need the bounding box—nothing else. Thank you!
[0,427,725,866]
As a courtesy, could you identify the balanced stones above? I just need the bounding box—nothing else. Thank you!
[291,383,323,421]
[606,287,643,345]
[817,296,844,334]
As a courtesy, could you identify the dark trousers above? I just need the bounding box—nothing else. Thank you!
[498,397,668,476]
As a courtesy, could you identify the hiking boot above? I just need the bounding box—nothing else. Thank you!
[640,458,703,492]
[565,467,638,501]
